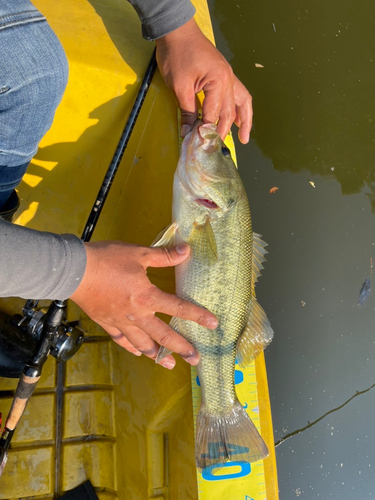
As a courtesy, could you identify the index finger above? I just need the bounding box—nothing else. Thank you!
[216,85,236,141]
[233,76,253,144]
[153,288,218,329]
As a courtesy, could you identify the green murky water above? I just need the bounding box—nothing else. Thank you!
[208,0,375,498]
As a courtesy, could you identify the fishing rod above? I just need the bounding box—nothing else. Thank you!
[81,49,157,243]
[0,49,157,476]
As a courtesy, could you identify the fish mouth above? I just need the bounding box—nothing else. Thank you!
[195,198,219,209]
[184,121,218,150]
[190,120,205,147]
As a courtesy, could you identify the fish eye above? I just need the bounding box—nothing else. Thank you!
[221,146,231,157]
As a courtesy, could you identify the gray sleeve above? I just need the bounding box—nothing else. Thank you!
[128,0,196,40]
[0,220,87,300]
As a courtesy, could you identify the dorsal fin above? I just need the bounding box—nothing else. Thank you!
[252,233,268,289]
[236,233,273,367]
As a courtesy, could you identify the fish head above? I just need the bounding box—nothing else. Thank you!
[176,121,241,221]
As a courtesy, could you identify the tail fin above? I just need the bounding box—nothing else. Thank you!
[195,401,269,470]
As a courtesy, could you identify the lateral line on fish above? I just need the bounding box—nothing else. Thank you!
[193,340,237,357]
[222,203,245,324]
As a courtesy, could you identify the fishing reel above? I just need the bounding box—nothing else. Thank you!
[20,299,84,364]
[0,299,84,475]
[0,299,84,379]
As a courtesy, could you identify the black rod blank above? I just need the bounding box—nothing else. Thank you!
[81,49,157,242]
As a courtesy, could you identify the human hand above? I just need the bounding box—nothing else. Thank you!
[70,241,218,369]
[155,18,252,144]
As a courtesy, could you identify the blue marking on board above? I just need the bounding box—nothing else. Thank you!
[252,406,259,413]
[245,497,254,500]
[196,376,200,386]
[202,442,250,459]
[243,402,248,409]
[202,461,251,481]
[234,370,244,385]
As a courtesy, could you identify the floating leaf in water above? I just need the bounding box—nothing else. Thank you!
[270,186,279,194]
[358,277,371,305]
[308,181,316,188]
[255,63,264,68]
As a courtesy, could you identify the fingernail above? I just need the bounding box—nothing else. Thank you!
[181,124,191,137]
[176,242,189,255]
[207,318,219,329]
[161,360,175,370]
[186,355,200,366]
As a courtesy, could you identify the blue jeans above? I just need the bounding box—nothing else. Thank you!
[0,162,29,207]
[0,0,69,209]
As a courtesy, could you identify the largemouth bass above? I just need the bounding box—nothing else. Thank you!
[154,120,273,469]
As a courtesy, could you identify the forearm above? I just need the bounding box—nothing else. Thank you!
[128,0,196,40]
[0,220,86,300]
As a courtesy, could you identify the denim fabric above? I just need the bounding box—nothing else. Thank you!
[0,0,69,174]
[0,1,45,30]
[0,0,40,18]
[0,162,29,208]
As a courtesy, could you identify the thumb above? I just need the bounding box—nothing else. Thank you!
[144,243,191,268]
[177,89,198,137]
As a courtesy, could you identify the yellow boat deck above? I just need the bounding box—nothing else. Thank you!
[0,1,278,498]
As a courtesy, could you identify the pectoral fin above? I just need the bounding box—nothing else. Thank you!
[152,222,179,248]
[156,317,179,364]
[189,217,218,264]
[236,299,274,367]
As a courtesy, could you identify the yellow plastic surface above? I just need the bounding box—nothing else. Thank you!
[0,1,278,498]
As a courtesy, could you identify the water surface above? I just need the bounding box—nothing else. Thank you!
[208,0,375,497]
